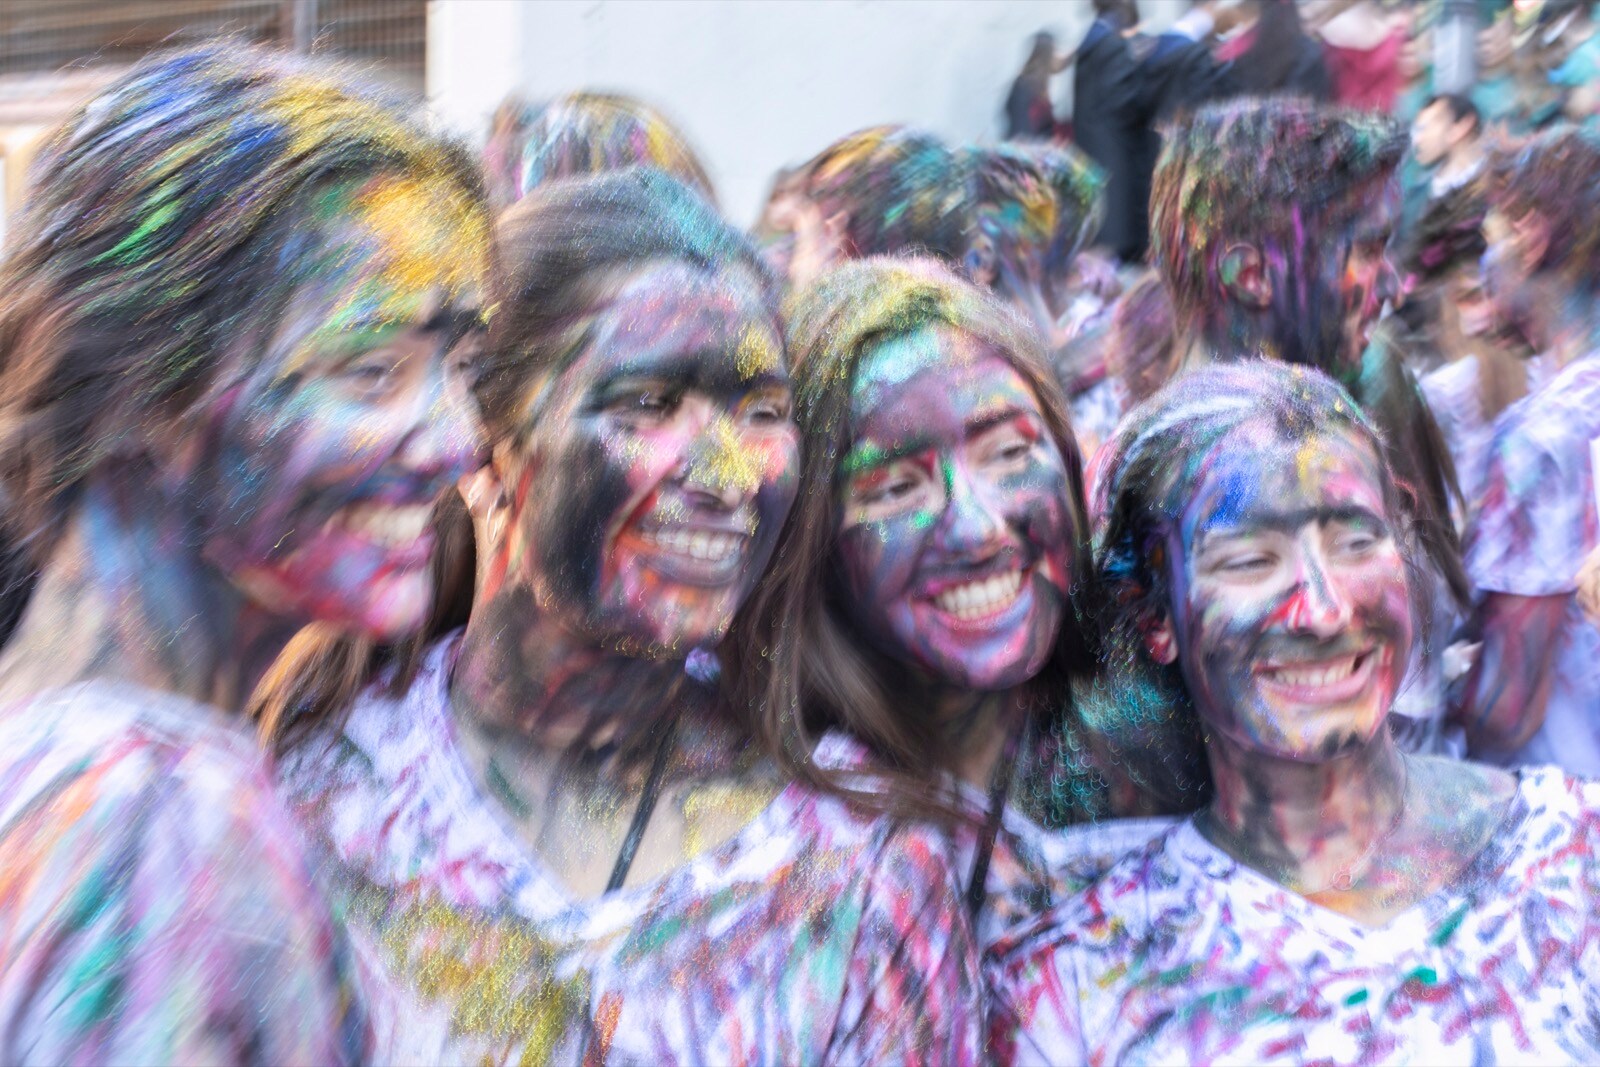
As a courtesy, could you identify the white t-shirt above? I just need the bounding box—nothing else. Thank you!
[276,633,982,1065]
[988,766,1600,1066]
[951,780,1171,951]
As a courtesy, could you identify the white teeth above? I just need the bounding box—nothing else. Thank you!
[334,504,433,549]
[1268,655,1361,688]
[643,529,746,564]
[933,569,1024,621]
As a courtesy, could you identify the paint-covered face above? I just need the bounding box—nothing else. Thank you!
[1165,422,1413,761]
[1336,181,1401,368]
[197,175,488,641]
[512,261,799,655]
[836,325,1076,691]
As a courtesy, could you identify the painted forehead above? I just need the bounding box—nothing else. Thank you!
[581,261,782,380]
[1180,420,1389,545]
[850,323,1026,422]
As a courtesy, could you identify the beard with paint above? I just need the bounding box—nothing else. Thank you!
[834,324,1076,693]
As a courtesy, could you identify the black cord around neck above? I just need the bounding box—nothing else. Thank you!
[604,712,681,894]
[966,715,1028,924]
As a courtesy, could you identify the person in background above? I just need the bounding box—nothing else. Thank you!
[1407,95,1540,516]
[0,43,493,1063]
[1005,31,1068,141]
[1454,128,1600,775]
[1405,92,1489,272]
[989,361,1600,1066]
[1313,0,1409,113]
[1069,271,1177,459]
[1222,0,1332,101]
[483,95,535,209]
[762,125,970,291]
[1073,0,1152,262]
[517,91,716,203]
[1139,0,1235,124]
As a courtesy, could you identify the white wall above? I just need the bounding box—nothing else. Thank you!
[430,0,1183,226]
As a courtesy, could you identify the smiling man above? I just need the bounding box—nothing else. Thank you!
[987,362,1600,1066]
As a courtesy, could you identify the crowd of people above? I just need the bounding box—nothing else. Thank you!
[0,2,1598,1062]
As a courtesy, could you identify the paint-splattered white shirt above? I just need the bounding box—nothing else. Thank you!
[987,766,1600,1066]
[0,683,365,1066]
[952,780,1171,952]
[276,633,982,1066]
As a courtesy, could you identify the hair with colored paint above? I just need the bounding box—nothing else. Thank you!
[1090,361,1429,811]
[1487,125,1600,292]
[518,92,715,204]
[0,44,486,564]
[726,255,1102,821]
[800,126,972,264]
[1019,142,1106,280]
[1149,98,1405,338]
[255,168,776,752]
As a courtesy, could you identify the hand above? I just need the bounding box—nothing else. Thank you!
[1578,546,1600,625]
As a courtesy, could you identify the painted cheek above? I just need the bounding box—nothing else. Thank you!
[839,513,928,615]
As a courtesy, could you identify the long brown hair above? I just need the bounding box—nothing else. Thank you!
[722,256,1101,822]
[252,167,776,752]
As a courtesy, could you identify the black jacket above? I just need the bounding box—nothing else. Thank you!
[1139,31,1234,124]
[1072,18,1154,261]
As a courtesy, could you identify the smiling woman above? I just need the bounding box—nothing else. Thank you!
[274,170,982,1064]
[0,44,491,1063]
[988,362,1600,1066]
[727,256,1173,978]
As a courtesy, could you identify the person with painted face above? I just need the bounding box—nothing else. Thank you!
[272,170,983,1065]
[1151,97,1472,758]
[0,46,489,1063]
[517,91,716,204]
[734,255,1172,961]
[1454,128,1600,775]
[989,361,1600,1065]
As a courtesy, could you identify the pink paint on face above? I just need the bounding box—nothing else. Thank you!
[835,325,1076,691]
[1167,422,1414,761]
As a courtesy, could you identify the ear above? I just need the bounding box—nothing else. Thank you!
[1139,609,1179,665]
[1219,243,1272,309]
[964,232,998,287]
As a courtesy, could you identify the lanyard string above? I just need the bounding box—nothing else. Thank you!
[966,712,1028,924]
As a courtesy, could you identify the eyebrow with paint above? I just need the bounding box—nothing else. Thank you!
[1197,504,1390,546]
[842,405,1035,475]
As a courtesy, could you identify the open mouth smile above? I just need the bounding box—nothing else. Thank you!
[924,566,1031,629]
[633,525,752,586]
[1255,647,1386,705]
